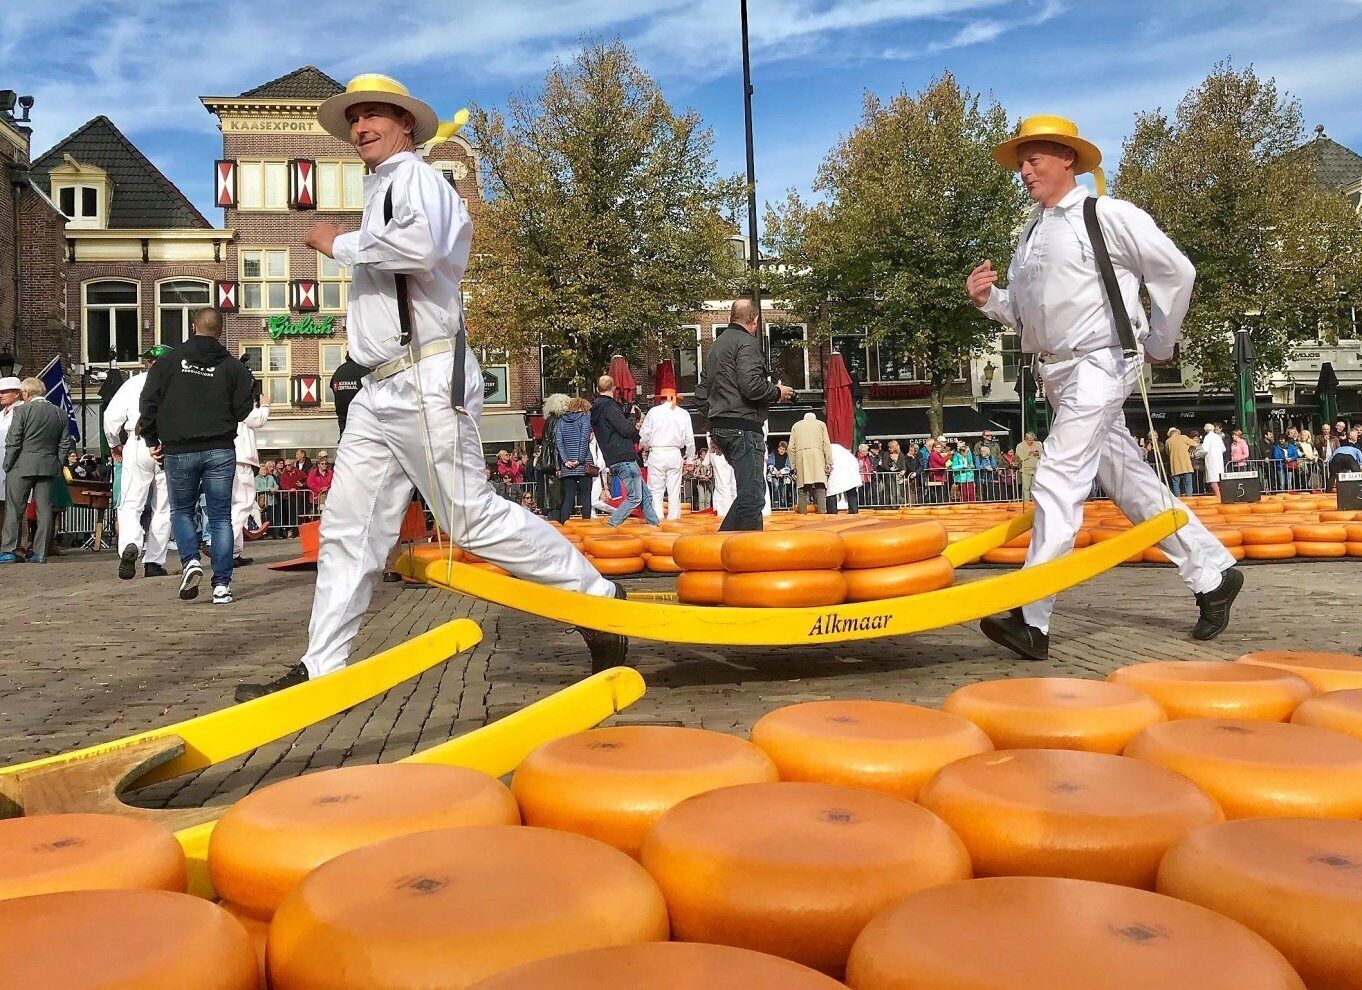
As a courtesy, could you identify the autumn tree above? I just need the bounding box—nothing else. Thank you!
[764,73,1026,436]
[467,41,744,392]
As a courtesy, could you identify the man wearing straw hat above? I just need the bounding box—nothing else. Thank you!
[965,115,1242,660]
[236,75,624,701]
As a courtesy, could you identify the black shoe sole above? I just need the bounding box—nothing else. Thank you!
[118,545,138,580]
[1191,567,1244,641]
[980,615,1049,661]
[179,568,202,601]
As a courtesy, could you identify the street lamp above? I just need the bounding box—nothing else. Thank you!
[981,360,996,398]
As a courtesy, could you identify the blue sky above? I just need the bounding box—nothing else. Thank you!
[4,0,1361,227]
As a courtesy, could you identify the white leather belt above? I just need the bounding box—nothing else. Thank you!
[372,339,454,381]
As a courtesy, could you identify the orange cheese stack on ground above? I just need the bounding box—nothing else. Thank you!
[0,813,186,901]
[1237,651,1362,694]
[209,763,519,920]
[941,677,1166,753]
[1157,818,1362,990]
[1125,718,1362,818]
[671,533,732,570]
[839,520,948,568]
[720,530,845,571]
[219,901,270,990]
[842,555,953,602]
[1106,660,1312,721]
[640,781,970,977]
[0,889,257,989]
[511,726,777,858]
[723,569,848,607]
[916,749,1221,889]
[749,700,992,800]
[844,875,1305,990]
[466,942,848,990]
[1292,688,1362,740]
[676,569,726,604]
[267,826,668,990]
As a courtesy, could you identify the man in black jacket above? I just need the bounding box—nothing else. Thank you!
[592,375,659,526]
[698,299,793,530]
[139,307,254,605]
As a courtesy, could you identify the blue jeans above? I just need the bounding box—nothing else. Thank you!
[165,447,236,587]
[608,461,659,526]
[1171,472,1193,497]
[711,428,766,531]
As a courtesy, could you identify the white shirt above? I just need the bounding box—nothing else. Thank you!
[640,402,696,460]
[979,186,1194,361]
[331,151,473,369]
[103,371,149,449]
[234,404,271,467]
[825,443,860,498]
[0,403,13,497]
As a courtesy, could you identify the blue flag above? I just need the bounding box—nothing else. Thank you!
[38,356,81,441]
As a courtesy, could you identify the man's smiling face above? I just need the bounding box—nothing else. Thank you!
[346,102,415,168]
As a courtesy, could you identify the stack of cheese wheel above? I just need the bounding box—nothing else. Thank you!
[644,531,683,573]
[748,700,992,800]
[1237,651,1362,694]
[1,889,258,989]
[209,763,520,924]
[673,532,733,604]
[941,677,1166,754]
[267,826,668,990]
[582,533,647,576]
[1106,660,1313,721]
[1292,688,1362,740]
[640,781,970,977]
[720,531,847,608]
[1157,818,1362,990]
[917,749,1222,889]
[1293,522,1348,558]
[1125,718,1362,818]
[1240,522,1296,560]
[466,942,848,990]
[1350,521,1362,557]
[837,521,953,602]
[511,726,778,858]
[0,813,187,900]
[844,876,1306,990]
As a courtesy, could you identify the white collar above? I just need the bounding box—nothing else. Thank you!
[373,150,418,175]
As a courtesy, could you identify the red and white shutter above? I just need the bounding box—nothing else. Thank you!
[289,158,316,209]
[214,160,236,208]
[294,374,321,407]
[292,279,319,312]
[214,280,238,312]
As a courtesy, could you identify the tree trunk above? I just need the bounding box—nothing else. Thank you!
[927,385,945,440]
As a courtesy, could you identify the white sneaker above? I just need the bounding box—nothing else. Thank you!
[213,585,234,605]
[179,561,203,601]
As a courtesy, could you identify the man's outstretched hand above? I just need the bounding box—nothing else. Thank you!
[306,222,347,259]
[967,261,998,307]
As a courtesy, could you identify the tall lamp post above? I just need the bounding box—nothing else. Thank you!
[739,0,761,317]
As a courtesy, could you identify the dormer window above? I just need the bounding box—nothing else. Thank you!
[59,185,100,221]
[48,154,111,229]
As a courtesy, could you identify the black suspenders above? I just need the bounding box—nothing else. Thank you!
[1083,196,1139,357]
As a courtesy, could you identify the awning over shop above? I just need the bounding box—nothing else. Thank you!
[257,416,340,454]
[862,405,1007,440]
[478,411,530,447]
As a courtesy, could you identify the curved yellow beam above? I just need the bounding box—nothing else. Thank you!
[942,510,1035,566]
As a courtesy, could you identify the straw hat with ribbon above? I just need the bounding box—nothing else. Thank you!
[319,74,472,147]
[993,114,1107,195]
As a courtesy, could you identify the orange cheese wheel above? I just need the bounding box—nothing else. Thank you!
[1106,660,1313,721]
[1346,542,1362,557]
[1229,545,1246,560]
[641,781,970,976]
[1250,502,1287,514]
[981,546,1027,564]
[467,942,848,990]
[267,826,669,990]
[840,521,948,569]
[1237,651,1362,693]
[0,813,186,901]
[209,763,519,920]
[672,533,732,570]
[592,555,646,575]
[645,554,683,573]
[1142,546,1171,563]
[0,889,257,989]
[644,532,680,555]
[1157,819,1362,990]
[584,534,647,558]
[1321,510,1359,521]
[1244,542,1296,560]
[917,749,1222,889]
[1295,540,1348,558]
[749,700,992,800]
[1292,689,1362,740]
[844,875,1305,990]
[220,901,269,990]
[1207,527,1244,547]
[676,569,726,605]
[720,531,845,572]
[511,726,777,858]
[1220,502,1254,516]
[1240,525,1293,544]
[842,556,953,602]
[1292,523,1347,542]
[1347,523,1362,541]
[723,570,847,607]
[941,677,1166,754]
[400,543,465,564]
[1124,718,1362,818]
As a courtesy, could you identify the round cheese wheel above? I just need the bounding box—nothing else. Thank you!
[1346,541,1362,557]
[1292,523,1347,542]
[1106,660,1313,721]
[749,700,992,800]
[845,875,1305,990]
[1,889,257,989]
[401,543,464,564]
[1124,718,1362,818]
[1321,510,1358,521]
[1237,651,1362,694]
[1347,523,1362,541]
[0,813,186,901]
[584,534,647,558]
[672,533,732,570]
[644,533,680,555]
[1207,527,1244,547]
[592,555,646,575]
[645,553,682,573]
[917,749,1221,889]
[1158,818,1362,990]
[219,901,269,990]
[840,521,948,569]
[267,826,668,990]
[981,546,1028,564]
[1240,525,1294,545]
[1295,540,1348,558]
[209,763,519,920]
[1244,543,1296,560]
[941,677,1166,754]
[841,556,953,602]
[676,569,726,605]
[511,726,777,858]
[466,942,848,990]
[720,531,845,572]
[641,781,970,976]
[1291,689,1362,740]
[1250,502,1287,514]
[723,570,847,608]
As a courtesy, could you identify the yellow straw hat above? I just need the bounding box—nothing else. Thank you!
[992,115,1102,176]
[318,74,439,145]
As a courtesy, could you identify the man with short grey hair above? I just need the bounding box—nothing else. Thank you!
[1,377,72,564]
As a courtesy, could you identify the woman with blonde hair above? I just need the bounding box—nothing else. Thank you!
[554,396,595,521]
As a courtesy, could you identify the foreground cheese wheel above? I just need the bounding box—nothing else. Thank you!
[1295,540,1347,558]
[401,543,464,565]
[210,763,519,920]
[981,546,1027,564]
[467,942,848,990]
[720,530,845,572]
[672,533,732,570]
[749,700,992,800]
[511,726,777,858]
[592,555,646,575]
[840,521,948,569]
[1238,651,1362,694]
[723,570,847,608]
[1240,525,1293,544]
[584,534,646,558]
[917,749,1221,889]
[1106,660,1312,721]
[645,553,682,573]
[268,826,668,990]
[1292,523,1348,542]
[1,889,257,989]
[1125,718,1362,818]
[0,813,187,901]
[1244,542,1296,560]
[941,677,1166,754]
[641,781,970,976]
[220,901,269,990]
[1157,818,1362,990]
[844,876,1305,990]
[676,569,726,604]
[842,556,953,602]
[1292,689,1362,740]
[644,533,680,555]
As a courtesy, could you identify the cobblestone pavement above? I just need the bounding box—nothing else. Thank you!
[1,539,1356,810]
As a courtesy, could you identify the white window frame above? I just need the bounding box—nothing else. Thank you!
[236,160,289,211]
[56,183,102,227]
[239,247,290,313]
[317,251,350,312]
[319,342,347,407]
[241,340,292,407]
[767,322,809,391]
[155,277,212,349]
[81,278,141,367]
[315,160,366,211]
[673,324,703,394]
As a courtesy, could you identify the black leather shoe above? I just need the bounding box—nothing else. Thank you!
[234,662,309,703]
[233,555,253,568]
[980,611,1050,661]
[1191,567,1244,641]
[118,544,138,580]
[582,583,631,674]
[143,563,168,578]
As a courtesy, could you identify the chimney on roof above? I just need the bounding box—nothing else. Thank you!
[1315,124,1327,140]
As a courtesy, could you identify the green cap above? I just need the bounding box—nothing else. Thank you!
[142,345,172,360]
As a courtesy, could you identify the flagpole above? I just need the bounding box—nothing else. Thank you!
[740,0,761,316]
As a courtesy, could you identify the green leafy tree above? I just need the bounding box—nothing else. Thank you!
[467,41,744,392]
[764,72,1026,436]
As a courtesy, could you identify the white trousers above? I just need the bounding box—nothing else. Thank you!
[710,452,736,519]
[116,436,169,566]
[301,350,615,678]
[1022,348,1235,633]
[646,448,684,520]
[232,464,260,555]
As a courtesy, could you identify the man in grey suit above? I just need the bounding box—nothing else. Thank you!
[1,378,73,564]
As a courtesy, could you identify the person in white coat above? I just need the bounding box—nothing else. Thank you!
[967,115,1241,659]
[640,388,695,520]
[1200,422,1227,498]
[0,377,20,538]
[236,75,623,702]
[825,442,862,514]
[231,392,270,565]
[104,345,172,580]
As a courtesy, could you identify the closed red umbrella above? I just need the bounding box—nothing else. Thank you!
[824,352,854,449]
[608,355,637,404]
[653,359,677,404]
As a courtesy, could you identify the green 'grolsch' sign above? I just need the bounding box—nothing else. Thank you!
[268,315,336,339]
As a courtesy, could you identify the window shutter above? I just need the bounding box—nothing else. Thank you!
[294,374,321,407]
[214,280,239,312]
[291,279,319,312]
[215,160,237,208]
[289,158,317,210]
